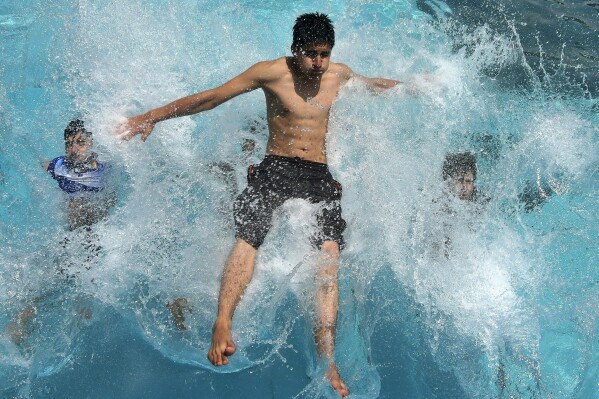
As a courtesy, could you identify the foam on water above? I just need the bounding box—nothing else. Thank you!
[0,0,597,398]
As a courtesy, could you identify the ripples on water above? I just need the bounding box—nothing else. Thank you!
[0,1,597,398]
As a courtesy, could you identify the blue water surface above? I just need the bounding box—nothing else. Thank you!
[1,0,597,398]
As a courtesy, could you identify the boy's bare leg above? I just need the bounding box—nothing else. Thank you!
[208,239,257,366]
[315,241,349,397]
[7,306,36,345]
[167,297,190,330]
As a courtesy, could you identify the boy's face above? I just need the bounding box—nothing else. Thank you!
[65,131,93,163]
[449,171,475,201]
[293,44,332,76]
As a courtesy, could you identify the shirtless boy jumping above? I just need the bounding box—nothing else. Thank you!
[118,13,401,397]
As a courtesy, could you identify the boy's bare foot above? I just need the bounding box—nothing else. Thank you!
[326,363,350,397]
[166,298,191,331]
[207,319,236,366]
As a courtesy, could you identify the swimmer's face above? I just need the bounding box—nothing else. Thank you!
[293,44,332,76]
[449,171,475,201]
[65,131,93,163]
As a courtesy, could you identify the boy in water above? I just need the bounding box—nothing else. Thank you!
[118,13,405,396]
[437,152,482,258]
[7,120,115,344]
[45,119,115,231]
[441,152,543,396]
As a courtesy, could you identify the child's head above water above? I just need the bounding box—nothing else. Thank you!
[443,152,477,201]
[64,119,94,164]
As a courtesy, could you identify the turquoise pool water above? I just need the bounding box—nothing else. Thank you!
[1,1,597,398]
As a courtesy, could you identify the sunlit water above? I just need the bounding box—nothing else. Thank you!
[1,1,597,398]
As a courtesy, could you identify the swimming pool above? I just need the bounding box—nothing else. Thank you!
[1,1,597,398]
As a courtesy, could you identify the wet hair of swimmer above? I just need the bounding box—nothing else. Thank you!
[292,13,335,50]
[442,152,477,181]
[64,119,92,141]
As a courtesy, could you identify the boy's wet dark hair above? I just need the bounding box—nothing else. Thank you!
[442,152,477,180]
[292,13,335,50]
[64,119,91,141]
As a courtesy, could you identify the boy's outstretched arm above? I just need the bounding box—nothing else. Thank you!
[354,69,442,95]
[116,62,268,141]
[350,67,402,93]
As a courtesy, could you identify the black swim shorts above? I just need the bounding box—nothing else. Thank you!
[234,155,346,249]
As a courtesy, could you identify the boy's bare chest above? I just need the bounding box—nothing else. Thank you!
[265,79,339,119]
